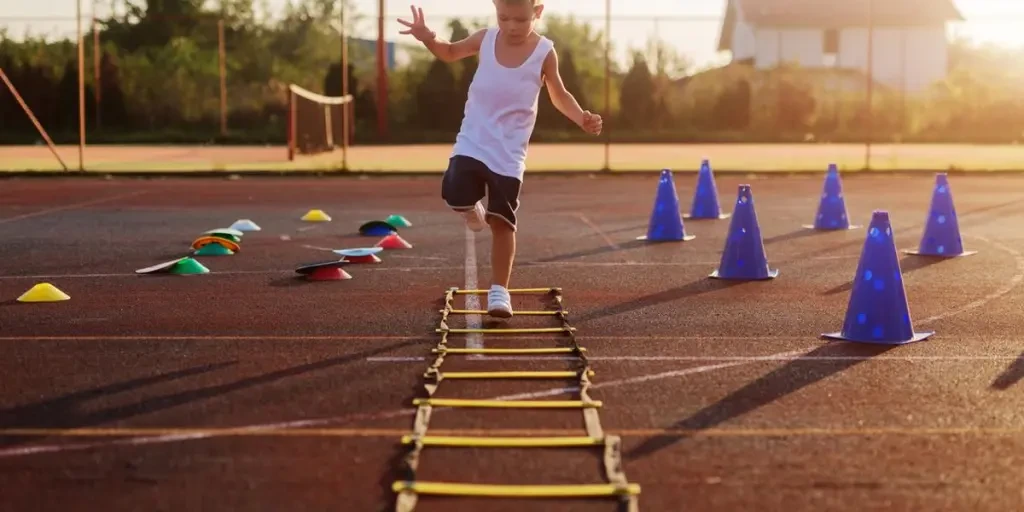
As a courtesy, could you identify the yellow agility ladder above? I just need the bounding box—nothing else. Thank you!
[391,287,641,511]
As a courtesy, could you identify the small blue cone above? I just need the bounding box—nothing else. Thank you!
[637,169,696,242]
[684,159,731,220]
[710,185,778,280]
[903,173,976,257]
[823,211,933,345]
[803,164,861,231]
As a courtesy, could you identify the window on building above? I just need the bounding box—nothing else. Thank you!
[823,28,839,67]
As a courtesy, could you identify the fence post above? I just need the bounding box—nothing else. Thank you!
[864,0,874,171]
[219,19,228,137]
[77,0,86,172]
[603,0,611,172]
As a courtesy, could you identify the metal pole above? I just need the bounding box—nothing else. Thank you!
[218,19,227,136]
[341,0,350,170]
[865,0,874,170]
[93,14,101,130]
[77,0,86,172]
[376,0,388,139]
[603,0,610,172]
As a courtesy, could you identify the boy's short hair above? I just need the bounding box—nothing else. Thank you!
[498,0,542,5]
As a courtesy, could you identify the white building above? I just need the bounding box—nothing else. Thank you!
[717,0,964,92]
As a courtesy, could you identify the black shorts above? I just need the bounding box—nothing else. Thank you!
[441,155,522,230]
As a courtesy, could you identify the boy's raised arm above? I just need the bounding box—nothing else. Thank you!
[398,5,485,62]
[542,48,603,135]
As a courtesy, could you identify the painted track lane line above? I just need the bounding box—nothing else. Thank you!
[577,213,619,250]
[0,350,795,458]
[464,226,483,350]
[917,236,1024,326]
[367,353,1024,363]
[5,426,1024,440]
[0,335,842,342]
[0,190,149,225]
[0,255,864,281]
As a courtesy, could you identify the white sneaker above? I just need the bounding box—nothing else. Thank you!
[462,201,486,232]
[487,284,513,319]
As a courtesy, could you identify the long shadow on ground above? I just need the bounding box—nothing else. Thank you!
[0,338,428,447]
[576,278,749,324]
[625,342,895,461]
[823,254,954,296]
[991,351,1024,390]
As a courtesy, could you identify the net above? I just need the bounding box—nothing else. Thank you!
[287,84,353,161]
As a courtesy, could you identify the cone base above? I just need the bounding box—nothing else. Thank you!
[821,330,933,345]
[636,234,697,243]
[802,224,862,231]
[684,213,731,220]
[902,249,977,258]
[343,254,383,264]
[306,267,352,281]
[709,268,779,281]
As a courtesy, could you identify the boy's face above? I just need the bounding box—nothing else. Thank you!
[494,1,543,43]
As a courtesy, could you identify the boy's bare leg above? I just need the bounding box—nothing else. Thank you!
[489,215,515,287]
[486,215,516,318]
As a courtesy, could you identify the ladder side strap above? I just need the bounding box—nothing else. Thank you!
[390,481,641,498]
[453,287,561,295]
[412,398,602,409]
[443,309,564,315]
[436,327,575,334]
[436,370,595,379]
[400,435,605,448]
[433,347,585,355]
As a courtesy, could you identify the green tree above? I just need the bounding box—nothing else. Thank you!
[618,53,656,129]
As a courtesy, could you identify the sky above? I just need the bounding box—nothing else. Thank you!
[4,0,1024,71]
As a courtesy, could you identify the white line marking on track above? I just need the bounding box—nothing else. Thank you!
[464,226,483,350]
[0,350,799,459]
[917,236,1024,326]
[0,191,148,225]
[577,213,619,250]
[0,258,860,281]
[367,354,1024,363]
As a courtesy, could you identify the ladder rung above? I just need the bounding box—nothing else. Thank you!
[433,347,585,355]
[400,435,604,448]
[413,398,601,409]
[437,327,575,334]
[453,287,560,295]
[444,309,563,315]
[392,481,641,498]
[437,370,593,379]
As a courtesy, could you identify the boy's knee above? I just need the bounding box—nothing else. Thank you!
[487,214,516,233]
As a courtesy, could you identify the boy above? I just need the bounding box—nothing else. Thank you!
[398,1,602,319]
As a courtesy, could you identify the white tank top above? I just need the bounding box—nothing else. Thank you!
[451,27,553,180]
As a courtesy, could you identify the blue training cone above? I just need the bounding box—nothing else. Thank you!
[823,211,933,345]
[803,163,861,231]
[903,173,976,257]
[637,169,696,242]
[710,185,778,280]
[684,159,731,220]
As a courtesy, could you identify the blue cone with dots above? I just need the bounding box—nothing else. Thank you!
[685,159,731,220]
[638,169,696,242]
[710,185,778,280]
[804,164,860,231]
[904,173,976,257]
[823,211,933,345]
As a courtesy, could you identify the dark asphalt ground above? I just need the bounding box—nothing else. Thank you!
[1,173,1023,511]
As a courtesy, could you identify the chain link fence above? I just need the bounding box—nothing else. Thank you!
[2,1,1023,172]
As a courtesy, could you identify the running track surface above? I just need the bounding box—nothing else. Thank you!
[1,174,1023,511]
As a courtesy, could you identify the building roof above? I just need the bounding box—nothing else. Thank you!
[718,0,964,51]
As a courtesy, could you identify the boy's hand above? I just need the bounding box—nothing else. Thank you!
[580,111,603,135]
[397,5,435,42]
